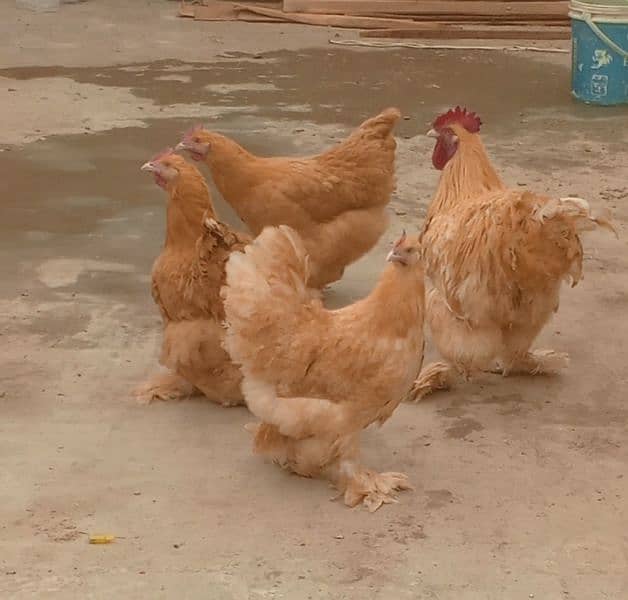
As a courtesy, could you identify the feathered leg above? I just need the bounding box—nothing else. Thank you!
[338,464,413,512]
[497,350,570,376]
[248,425,412,512]
[410,288,499,402]
[407,361,458,402]
[497,322,569,376]
[326,433,413,512]
[327,434,413,513]
[160,320,245,407]
[133,371,198,405]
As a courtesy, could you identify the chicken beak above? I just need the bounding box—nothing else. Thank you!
[175,141,189,151]
[141,161,158,173]
[426,128,438,138]
[386,250,405,265]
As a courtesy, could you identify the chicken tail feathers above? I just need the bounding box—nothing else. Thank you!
[359,107,402,138]
[535,196,618,237]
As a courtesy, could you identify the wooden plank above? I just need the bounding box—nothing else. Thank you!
[193,0,241,19]
[199,0,282,3]
[236,10,287,21]
[354,12,568,21]
[363,15,569,24]
[234,3,428,26]
[192,1,284,21]
[282,0,568,17]
[284,0,427,10]
[360,25,571,38]
[179,0,196,17]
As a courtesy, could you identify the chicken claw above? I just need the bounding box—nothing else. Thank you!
[132,372,197,405]
[344,470,413,513]
[407,361,454,402]
[498,349,570,376]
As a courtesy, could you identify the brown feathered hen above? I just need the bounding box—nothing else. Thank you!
[411,107,615,400]
[176,108,401,288]
[135,149,250,405]
[222,227,425,511]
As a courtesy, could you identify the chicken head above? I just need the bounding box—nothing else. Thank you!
[141,148,189,191]
[386,231,420,266]
[427,106,482,171]
[175,124,211,161]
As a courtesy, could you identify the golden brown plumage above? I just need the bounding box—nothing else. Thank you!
[176,108,401,288]
[222,226,425,511]
[412,108,615,400]
[135,150,250,405]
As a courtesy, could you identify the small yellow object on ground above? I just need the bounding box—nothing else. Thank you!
[88,534,115,544]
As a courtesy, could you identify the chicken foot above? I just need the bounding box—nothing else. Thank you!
[495,349,570,376]
[331,458,413,512]
[409,349,569,403]
[249,425,412,512]
[133,371,198,405]
[407,361,460,403]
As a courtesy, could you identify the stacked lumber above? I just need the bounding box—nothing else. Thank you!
[179,0,571,40]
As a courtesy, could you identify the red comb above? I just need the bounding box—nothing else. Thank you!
[433,106,481,133]
[149,147,174,163]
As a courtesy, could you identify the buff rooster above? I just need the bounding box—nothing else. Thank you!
[221,227,425,511]
[135,149,250,405]
[412,107,615,401]
[176,108,401,289]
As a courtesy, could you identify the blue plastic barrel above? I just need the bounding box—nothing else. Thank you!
[570,0,628,105]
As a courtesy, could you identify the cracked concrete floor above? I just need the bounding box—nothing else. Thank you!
[1,2,628,599]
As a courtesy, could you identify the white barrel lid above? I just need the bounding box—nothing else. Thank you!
[570,0,628,20]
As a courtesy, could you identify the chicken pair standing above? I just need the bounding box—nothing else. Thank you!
[137,106,613,511]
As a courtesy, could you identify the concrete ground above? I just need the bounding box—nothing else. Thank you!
[2,2,628,598]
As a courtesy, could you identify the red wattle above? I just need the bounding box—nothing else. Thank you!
[432,138,449,170]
